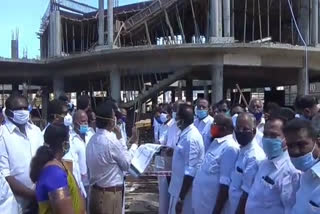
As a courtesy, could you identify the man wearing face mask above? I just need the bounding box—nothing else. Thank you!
[43,99,70,133]
[222,113,265,214]
[153,105,164,142]
[63,110,94,198]
[168,104,205,214]
[284,118,320,214]
[217,100,231,116]
[192,113,239,214]
[245,116,300,214]
[294,95,319,121]
[194,98,214,152]
[0,94,43,213]
[86,101,138,214]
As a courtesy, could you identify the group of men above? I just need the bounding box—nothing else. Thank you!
[153,95,320,214]
[0,93,132,214]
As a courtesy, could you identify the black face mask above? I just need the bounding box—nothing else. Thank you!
[235,130,254,146]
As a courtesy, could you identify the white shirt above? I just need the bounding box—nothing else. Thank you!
[166,120,181,148]
[63,129,93,197]
[86,128,137,188]
[192,134,239,213]
[158,119,175,146]
[0,119,43,210]
[194,115,214,152]
[118,121,127,148]
[154,118,161,141]
[223,140,266,214]
[292,161,320,214]
[256,117,265,134]
[246,151,300,214]
[0,171,19,214]
[168,124,205,197]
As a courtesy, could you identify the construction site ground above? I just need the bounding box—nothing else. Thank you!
[125,176,159,213]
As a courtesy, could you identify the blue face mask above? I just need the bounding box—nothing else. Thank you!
[156,117,163,125]
[79,125,88,135]
[196,109,208,120]
[291,144,318,171]
[262,137,284,159]
[253,112,263,122]
[28,105,32,112]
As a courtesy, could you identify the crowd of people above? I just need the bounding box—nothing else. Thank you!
[154,96,320,214]
[0,91,320,214]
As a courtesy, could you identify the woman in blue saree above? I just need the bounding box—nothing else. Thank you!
[30,124,85,214]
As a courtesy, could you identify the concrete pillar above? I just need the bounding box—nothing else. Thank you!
[22,82,28,98]
[49,10,62,57]
[211,64,223,104]
[223,0,231,37]
[12,84,19,93]
[42,87,49,127]
[53,75,64,99]
[98,0,105,46]
[107,0,114,48]
[110,70,121,102]
[204,83,209,100]
[171,89,176,103]
[299,0,310,45]
[177,80,183,100]
[11,40,18,59]
[209,0,219,42]
[218,0,223,37]
[297,64,309,95]
[186,79,193,102]
[312,0,318,46]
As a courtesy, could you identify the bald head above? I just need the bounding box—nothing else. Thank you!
[73,110,88,126]
[236,112,256,130]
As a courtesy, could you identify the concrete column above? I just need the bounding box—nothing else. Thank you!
[107,0,114,48]
[11,40,19,59]
[297,64,309,96]
[22,82,28,98]
[312,0,318,46]
[177,80,183,100]
[41,87,49,127]
[171,89,176,103]
[211,64,223,104]
[186,79,193,102]
[49,10,62,57]
[298,0,310,45]
[204,83,209,100]
[110,70,121,102]
[209,0,219,42]
[98,0,105,46]
[53,75,64,99]
[218,0,223,37]
[223,0,231,37]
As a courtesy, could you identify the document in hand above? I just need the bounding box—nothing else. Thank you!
[129,143,162,177]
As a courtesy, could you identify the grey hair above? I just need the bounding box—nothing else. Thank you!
[237,112,257,128]
[249,98,263,107]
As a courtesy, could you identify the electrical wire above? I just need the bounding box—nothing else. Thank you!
[287,0,309,95]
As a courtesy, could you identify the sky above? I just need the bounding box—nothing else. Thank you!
[0,0,141,59]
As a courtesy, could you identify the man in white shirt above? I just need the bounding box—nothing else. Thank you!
[117,108,128,147]
[0,171,19,214]
[192,113,239,214]
[166,101,184,148]
[63,110,94,198]
[246,116,300,214]
[284,118,320,214]
[0,94,43,213]
[86,101,138,214]
[249,98,265,134]
[194,98,214,152]
[168,103,205,214]
[153,105,164,142]
[222,112,266,214]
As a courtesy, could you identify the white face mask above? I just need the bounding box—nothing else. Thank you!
[64,113,73,127]
[10,110,30,125]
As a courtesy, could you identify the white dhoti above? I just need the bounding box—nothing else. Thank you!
[158,176,170,214]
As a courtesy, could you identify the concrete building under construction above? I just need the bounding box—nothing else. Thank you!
[2,0,320,117]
